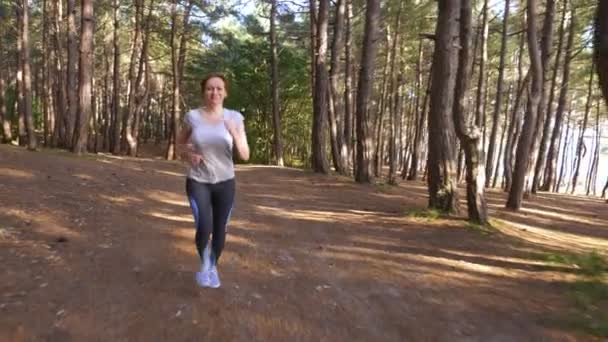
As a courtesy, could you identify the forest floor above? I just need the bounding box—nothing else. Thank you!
[1,143,607,341]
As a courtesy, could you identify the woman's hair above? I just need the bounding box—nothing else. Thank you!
[200,73,229,94]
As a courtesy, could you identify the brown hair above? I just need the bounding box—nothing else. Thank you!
[200,72,229,94]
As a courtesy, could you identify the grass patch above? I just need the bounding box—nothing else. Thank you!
[539,250,608,337]
[540,251,607,277]
[404,208,441,221]
[375,182,396,193]
[465,221,496,235]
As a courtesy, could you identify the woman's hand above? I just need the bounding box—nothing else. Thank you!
[224,119,239,139]
[189,151,204,167]
[224,118,250,161]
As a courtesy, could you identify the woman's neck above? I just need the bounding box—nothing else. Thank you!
[203,104,223,116]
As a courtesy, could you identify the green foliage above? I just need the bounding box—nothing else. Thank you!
[539,250,608,337]
[465,221,495,235]
[405,208,441,220]
[541,250,607,276]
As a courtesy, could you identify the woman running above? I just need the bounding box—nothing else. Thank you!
[177,73,250,288]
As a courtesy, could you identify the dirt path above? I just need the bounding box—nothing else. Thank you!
[1,145,606,341]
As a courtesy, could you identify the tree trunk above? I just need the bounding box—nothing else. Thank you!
[453,0,486,223]
[270,0,284,166]
[124,0,143,155]
[374,32,392,177]
[102,40,111,150]
[474,0,489,136]
[130,0,154,156]
[595,0,608,104]
[354,0,381,183]
[387,5,403,185]
[493,84,512,188]
[312,0,330,173]
[72,0,94,154]
[51,0,66,146]
[485,0,510,187]
[427,0,460,214]
[406,41,424,180]
[0,70,11,143]
[20,0,37,150]
[309,0,317,97]
[328,0,346,174]
[166,0,194,160]
[544,5,575,191]
[586,101,600,196]
[570,66,594,194]
[343,0,353,174]
[537,0,567,191]
[16,7,26,146]
[111,0,121,154]
[555,107,573,192]
[408,63,431,181]
[42,0,50,146]
[66,0,78,148]
[602,177,608,198]
[526,0,556,193]
[506,0,542,210]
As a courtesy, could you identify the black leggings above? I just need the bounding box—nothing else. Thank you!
[186,178,235,266]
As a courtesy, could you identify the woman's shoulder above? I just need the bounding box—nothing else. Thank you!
[224,108,245,122]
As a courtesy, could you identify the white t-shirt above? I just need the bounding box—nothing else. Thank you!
[183,108,244,184]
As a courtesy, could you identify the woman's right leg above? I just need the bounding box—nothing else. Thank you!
[186,178,213,264]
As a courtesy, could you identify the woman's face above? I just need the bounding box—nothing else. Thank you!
[203,77,226,107]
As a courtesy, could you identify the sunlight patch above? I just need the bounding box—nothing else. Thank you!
[0,168,34,179]
[146,190,189,207]
[147,211,192,223]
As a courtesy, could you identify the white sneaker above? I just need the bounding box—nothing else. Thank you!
[208,265,221,288]
[196,269,210,287]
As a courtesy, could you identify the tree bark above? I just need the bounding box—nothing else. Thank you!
[343,0,353,174]
[427,0,460,213]
[111,0,121,154]
[537,0,567,191]
[474,0,489,133]
[124,0,143,155]
[528,0,556,193]
[586,101,600,196]
[270,0,284,166]
[570,66,594,194]
[453,0,486,223]
[595,0,608,104]
[354,0,381,183]
[374,31,392,177]
[166,0,194,160]
[20,0,37,150]
[506,0,542,210]
[72,0,94,154]
[387,4,403,185]
[485,0,510,187]
[0,69,11,143]
[16,6,26,146]
[309,0,317,97]
[555,106,573,192]
[312,0,330,173]
[544,5,575,191]
[493,84,512,188]
[52,0,67,146]
[130,0,154,156]
[66,0,78,148]
[408,62,431,181]
[42,0,50,146]
[327,0,346,174]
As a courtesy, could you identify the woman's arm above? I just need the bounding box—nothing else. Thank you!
[176,126,203,165]
[226,119,250,161]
